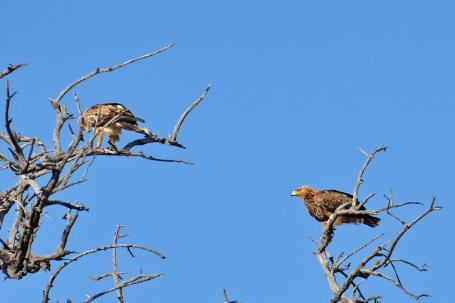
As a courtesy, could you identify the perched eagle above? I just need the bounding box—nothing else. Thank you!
[291,185,380,229]
[78,103,152,150]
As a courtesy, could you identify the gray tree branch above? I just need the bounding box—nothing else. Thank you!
[0,64,26,80]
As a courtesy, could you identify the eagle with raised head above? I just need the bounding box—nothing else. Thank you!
[291,185,380,229]
[78,103,152,151]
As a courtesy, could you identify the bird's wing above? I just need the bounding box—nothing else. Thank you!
[84,103,145,127]
[314,190,353,213]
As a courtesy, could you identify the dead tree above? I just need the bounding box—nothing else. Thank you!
[313,145,441,303]
[0,43,210,284]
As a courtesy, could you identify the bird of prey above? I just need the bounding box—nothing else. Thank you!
[291,185,380,229]
[78,103,152,151]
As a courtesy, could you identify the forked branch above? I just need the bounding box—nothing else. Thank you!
[42,240,165,303]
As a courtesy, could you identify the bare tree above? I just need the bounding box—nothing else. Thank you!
[313,145,441,303]
[0,42,210,295]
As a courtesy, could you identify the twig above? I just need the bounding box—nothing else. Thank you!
[169,83,212,142]
[86,149,193,165]
[334,234,384,270]
[362,270,429,300]
[73,93,82,115]
[5,81,26,164]
[352,144,387,208]
[123,83,212,151]
[112,224,124,303]
[83,274,163,303]
[56,211,79,252]
[44,200,89,212]
[42,244,165,303]
[223,288,239,303]
[54,44,174,105]
[0,64,27,80]
[90,271,127,281]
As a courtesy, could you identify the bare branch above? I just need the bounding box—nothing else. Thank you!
[5,81,26,164]
[42,243,165,303]
[44,200,89,211]
[169,82,212,142]
[73,93,82,115]
[90,271,127,281]
[223,288,239,303]
[112,224,124,303]
[0,64,27,80]
[362,270,429,300]
[389,259,428,272]
[352,144,387,208]
[334,234,384,271]
[83,273,163,303]
[56,211,79,253]
[123,83,212,151]
[85,148,193,165]
[54,43,174,105]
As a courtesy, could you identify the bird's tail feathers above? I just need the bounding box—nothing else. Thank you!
[361,215,380,227]
[335,214,380,228]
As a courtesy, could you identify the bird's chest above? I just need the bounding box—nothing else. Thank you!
[101,127,121,136]
[303,199,329,222]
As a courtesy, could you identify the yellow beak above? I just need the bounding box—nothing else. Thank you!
[291,190,298,197]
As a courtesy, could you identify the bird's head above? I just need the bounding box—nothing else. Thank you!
[291,185,313,198]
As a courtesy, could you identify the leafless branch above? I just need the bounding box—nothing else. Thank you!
[5,81,26,164]
[352,144,387,208]
[223,288,239,303]
[90,271,127,281]
[112,224,124,303]
[84,273,163,303]
[334,234,384,271]
[44,200,89,211]
[169,82,212,142]
[0,63,27,80]
[123,82,212,151]
[42,242,165,303]
[54,43,174,105]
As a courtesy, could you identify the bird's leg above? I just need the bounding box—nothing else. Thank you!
[95,130,104,150]
[107,136,118,152]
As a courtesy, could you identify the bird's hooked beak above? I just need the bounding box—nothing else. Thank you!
[291,189,299,197]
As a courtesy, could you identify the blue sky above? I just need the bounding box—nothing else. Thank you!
[1,1,453,302]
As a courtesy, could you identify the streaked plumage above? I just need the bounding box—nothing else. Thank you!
[291,185,380,228]
[78,103,151,150]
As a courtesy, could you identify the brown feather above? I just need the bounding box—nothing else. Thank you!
[291,185,380,228]
[78,103,151,148]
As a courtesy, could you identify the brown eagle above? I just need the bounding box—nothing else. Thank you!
[78,103,152,150]
[291,185,380,229]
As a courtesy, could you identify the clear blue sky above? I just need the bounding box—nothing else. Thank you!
[1,1,453,302]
